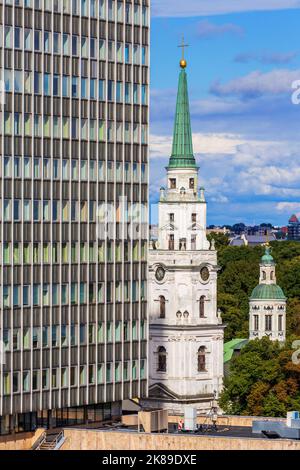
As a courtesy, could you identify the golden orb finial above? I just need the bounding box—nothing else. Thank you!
[180,59,187,69]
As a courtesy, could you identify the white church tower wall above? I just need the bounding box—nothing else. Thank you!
[143,53,225,413]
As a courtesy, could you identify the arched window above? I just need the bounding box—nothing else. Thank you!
[262,271,266,280]
[157,346,167,372]
[159,296,166,318]
[168,235,174,250]
[179,238,186,251]
[270,271,274,280]
[198,346,206,372]
[199,296,205,318]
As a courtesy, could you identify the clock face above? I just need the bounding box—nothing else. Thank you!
[155,266,165,282]
[200,266,210,282]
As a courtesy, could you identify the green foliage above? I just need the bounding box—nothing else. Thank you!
[286,298,300,336]
[207,232,230,252]
[220,338,300,417]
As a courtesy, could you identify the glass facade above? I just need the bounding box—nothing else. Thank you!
[0,0,149,434]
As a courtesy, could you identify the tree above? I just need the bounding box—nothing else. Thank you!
[220,338,300,417]
[218,293,247,341]
[246,382,270,416]
[286,298,300,337]
[207,233,229,252]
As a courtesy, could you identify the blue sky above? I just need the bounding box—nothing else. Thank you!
[149,1,300,226]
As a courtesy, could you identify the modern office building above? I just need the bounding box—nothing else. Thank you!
[0,0,149,435]
[288,214,300,241]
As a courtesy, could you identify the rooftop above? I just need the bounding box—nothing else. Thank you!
[224,338,248,363]
[289,214,299,224]
[168,63,197,170]
[250,283,286,301]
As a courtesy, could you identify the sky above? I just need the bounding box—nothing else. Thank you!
[149,0,300,227]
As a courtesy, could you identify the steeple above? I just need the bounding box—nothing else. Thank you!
[260,244,275,266]
[249,244,287,342]
[168,43,197,170]
[259,244,276,285]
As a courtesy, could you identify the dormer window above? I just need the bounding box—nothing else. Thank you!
[169,178,176,189]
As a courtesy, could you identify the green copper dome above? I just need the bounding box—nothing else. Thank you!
[250,284,286,301]
[168,67,197,169]
[260,245,275,265]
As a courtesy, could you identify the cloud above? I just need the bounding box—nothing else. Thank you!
[196,20,244,39]
[150,137,300,225]
[234,51,298,65]
[276,202,300,215]
[152,0,300,17]
[210,69,300,98]
[225,143,300,199]
[210,194,229,203]
[150,133,249,157]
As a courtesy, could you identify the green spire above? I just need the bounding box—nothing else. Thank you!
[168,66,197,169]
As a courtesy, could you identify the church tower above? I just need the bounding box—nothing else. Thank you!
[145,52,225,413]
[249,245,286,342]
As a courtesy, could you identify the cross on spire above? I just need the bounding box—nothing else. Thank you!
[178,35,189,60]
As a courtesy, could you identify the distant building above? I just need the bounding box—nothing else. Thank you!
[273,226,288,240]
[246,226,273,236]
[230,233,276,247]
[288,215,300,241]
[249,245,286,342]
[206,227,230,236]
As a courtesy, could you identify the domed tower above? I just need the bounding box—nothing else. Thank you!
[249,245,286,342]
[144,49,225,414]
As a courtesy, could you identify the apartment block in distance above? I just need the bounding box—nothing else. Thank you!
[0,0,149,435]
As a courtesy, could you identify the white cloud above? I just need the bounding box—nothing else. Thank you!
[150,137,300,222]
[210,194,229,203]
[150,132,248,157]
[196,20,243,38]
[152,0,300,17]
[211,69,300,98]
[276,202,300,214]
